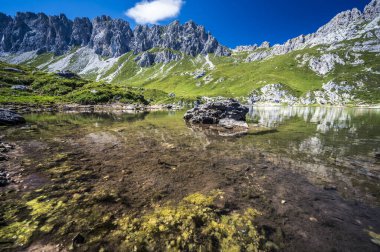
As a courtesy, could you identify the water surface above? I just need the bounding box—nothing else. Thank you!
[1,106,379,251]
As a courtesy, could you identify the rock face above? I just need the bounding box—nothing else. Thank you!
[184,99,249,128]
[11,85,29,91]
[307,54,345,76]
[249,84,298,105]
[0,13,230,58]
[233,45,258,53]
[300,81,356,105]
[249,82,358,105]
[0,109,26,125]
[135,50,182,67]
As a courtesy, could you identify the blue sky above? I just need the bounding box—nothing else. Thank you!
[0,0,369,48]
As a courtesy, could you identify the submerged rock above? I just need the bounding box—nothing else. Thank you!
[0,170,9,186]
[0,142,14,153]
[0,109,26,125]
[184,99,248,129]
[72,233,85,245]
[0,140,11,186]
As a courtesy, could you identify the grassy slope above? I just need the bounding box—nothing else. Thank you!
[2,34,379,104]
[0,62,64,104]
[0,61,184,105]
[107,46,379,102]
[106,49,322,98]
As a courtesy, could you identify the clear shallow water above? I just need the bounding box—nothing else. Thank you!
[4,106,379,202]
[1,106,380,251]
[3,106,380,192]
[247,106,380,201]
[247,106,380,168]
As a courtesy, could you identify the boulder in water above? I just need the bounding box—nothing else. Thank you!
[184,99,249,129]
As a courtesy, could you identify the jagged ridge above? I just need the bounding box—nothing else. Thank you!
[239,0,380,61]
[0,13,230,57]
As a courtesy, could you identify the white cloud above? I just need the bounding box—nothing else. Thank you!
[126,0,184,24]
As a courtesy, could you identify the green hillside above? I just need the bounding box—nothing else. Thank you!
[2,38,380,105]
[0,61,185,105]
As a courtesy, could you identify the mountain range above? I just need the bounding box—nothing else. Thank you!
[0,0,379,105]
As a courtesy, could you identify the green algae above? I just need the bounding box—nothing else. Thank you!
[112,192,264,252]
[0,196,66,248]
[26,196,66,217]
[0,220,38,247]
[367,230,380,247]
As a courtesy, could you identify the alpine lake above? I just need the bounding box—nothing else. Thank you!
[1,106,380,251]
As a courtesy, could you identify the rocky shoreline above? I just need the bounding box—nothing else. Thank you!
[0,103,183,114]
[1,102,379,119]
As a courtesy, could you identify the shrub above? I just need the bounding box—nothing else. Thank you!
[67,83,148,105]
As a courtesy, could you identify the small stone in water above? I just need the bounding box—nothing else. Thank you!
[281,200,286,204]
[309,217,318,222]
[73,233,85,245]
[323,185,337,191]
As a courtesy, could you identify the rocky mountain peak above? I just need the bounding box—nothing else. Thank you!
[364,0,380,20]
[316,8,363,34]
[0,12,230,58]
[168,20,180,27]
[243,0,379,63]
[259,41,271,48]
[233,45,258,53]
[184,20,197,29]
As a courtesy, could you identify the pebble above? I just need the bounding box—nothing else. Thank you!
[72,233,85,245]
[323,185,337,191]
[309,217,318,222]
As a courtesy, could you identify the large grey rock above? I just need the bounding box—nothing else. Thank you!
[307,54,345,75]
[0,109,26,125]
[135,50,182,67]
[299,81,356,105]
[248,84,298,104]
[135,52,155,67]
[56,70,79,79]
[11,85,28,91]
[154,50,182,64]
[0,169,9,186]
[184,99,248,128]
